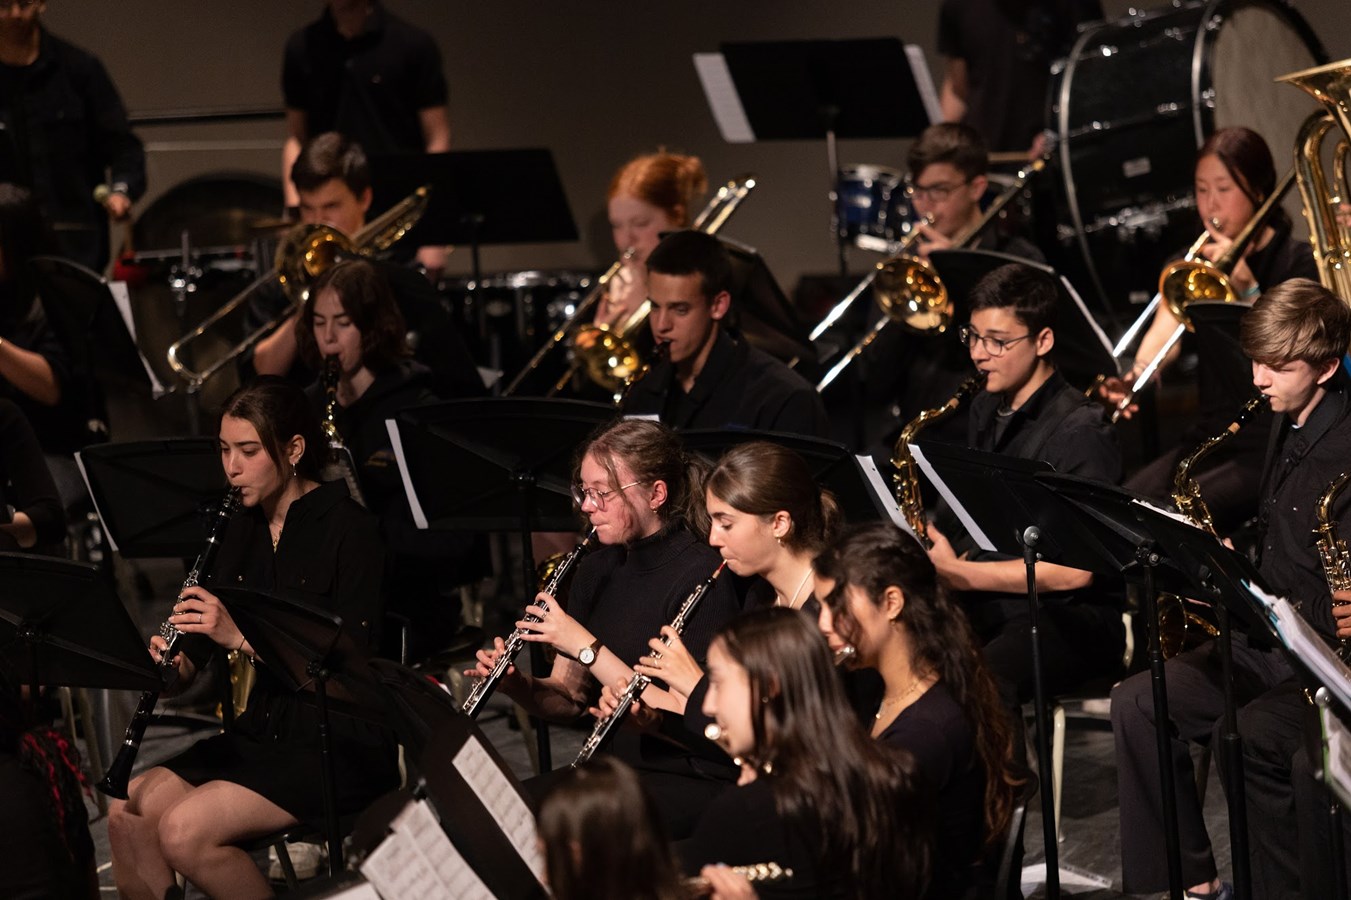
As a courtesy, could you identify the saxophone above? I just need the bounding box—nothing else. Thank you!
[321,354,366,507]
[892,374,985,548]
[573,561,727,766]
[1314,471,1351,661]
[1160,394,1267,657]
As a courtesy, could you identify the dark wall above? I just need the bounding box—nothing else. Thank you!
[41,0,1351,294]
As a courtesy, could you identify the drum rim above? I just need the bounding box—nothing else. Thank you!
[473,269,596,289]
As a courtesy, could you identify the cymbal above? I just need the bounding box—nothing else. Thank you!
[248,215,293,232]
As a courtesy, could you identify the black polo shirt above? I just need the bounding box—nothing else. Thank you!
[283,3,448,154]
[1256,379,1351,639]
[621,330,830,438]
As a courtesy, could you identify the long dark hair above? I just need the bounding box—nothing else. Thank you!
[714,608,930,896]
[538,757,685,900]
[220,377,326,483]
[705,442,841,554]
[580,418,710,537]
[295,259,410,373]
[1198,126,1287,230]
[814,522,1020,847]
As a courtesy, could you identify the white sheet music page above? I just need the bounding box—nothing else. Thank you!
[360,798,495,900]
[904,44,941,124]
[385,418,429,530]
[694,53,755,143]
[854,454,910,533]
[1320,704,1351,807]
[107,280,169,397]
[453,736,546,884]
[909,444,995,551]
[1243,581,1351,711]
[1130,497,1202,529]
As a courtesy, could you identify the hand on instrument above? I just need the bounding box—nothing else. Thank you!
[915,220,953,260]
[925,526,967,589]
[590,678,662,732]
[1199,230,1257,297]
[465,636,513,681]
[172,585,244,651]
[518,592,590,654]
[698,864,760,900]
[1096,372,1139,420]
[596,263,645,328]
[1333,591,1351,640]
[103,191,132,221]
[416,245,451,279]
[634,626,704,700]
[149,634,196,689]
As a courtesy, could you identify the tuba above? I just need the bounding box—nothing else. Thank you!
[1159,395,1267,657]
[815,159,1045,392]
[166,185,431,392]
[1279,59,1351,303]
[1314,471,1351,661]
[892,374,986,548]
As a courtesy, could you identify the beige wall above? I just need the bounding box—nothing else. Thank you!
[41,0,1351,293]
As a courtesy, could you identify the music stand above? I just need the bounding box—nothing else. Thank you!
[0,553,159,698]
[387,397,616,770]
[213,585,383,876]
[679,429,908,530]
[30,256,151,392]
[695,38,936,274]
[76,438,227,558]
[722,237,816,365]
[1188,300,1255,418]
[928,249,1120,386]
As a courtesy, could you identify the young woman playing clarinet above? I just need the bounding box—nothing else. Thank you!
[466,418,741,838]
[815,521,1021,899]
[108,379,397,899]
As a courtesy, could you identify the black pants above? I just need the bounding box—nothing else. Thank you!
[1111,635,1300,894]
[1294,744,1351,898]
[1125,438,1262,538]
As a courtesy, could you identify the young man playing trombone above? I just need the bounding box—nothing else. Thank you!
[1111,278,1351,898]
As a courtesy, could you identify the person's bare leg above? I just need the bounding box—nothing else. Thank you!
[158,780,298,900]
[108,767,195,900]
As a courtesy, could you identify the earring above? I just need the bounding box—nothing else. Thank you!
[291,463,298,478]
[776,536,784,546]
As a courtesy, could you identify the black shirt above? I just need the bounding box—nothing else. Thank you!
[0,399,63,553]
[1256,379,1351,640]
[621,330,830,438]
[0,29,145,270]
[283,2,448,154]
[0,290,87,455]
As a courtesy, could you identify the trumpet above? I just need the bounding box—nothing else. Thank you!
[573,561,727,766]
[98,487,241,799]
[815,159,1044,392]
[461,529,595,718]
[530,176,756,398]
[166,185,431,392]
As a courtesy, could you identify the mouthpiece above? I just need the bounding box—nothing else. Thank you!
[704,723,723,741]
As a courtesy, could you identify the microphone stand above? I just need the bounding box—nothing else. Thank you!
[1023,525,1060,899]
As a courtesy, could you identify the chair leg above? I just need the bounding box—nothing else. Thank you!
[274,842,299,890]
[1052,703,1066,844]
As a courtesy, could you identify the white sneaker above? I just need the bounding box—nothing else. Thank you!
[268,840,326,881]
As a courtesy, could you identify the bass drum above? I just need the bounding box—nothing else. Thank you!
[1050,0,1323,321]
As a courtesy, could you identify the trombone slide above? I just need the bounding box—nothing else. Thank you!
[1111,323,1185,422]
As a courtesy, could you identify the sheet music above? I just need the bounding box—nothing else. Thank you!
[1130,497,1200,529]
[360,798,495,900]
[1059,276,1116,362]
[1321,704,1351,807]
[1242,581,1351,711]
[904,44,941,125]
[107,280,169,397]
[386,418,429,530]
[453,737,546,883]
[909,443,995,551]
[694,53,756,143]
[854,454,909,533]
[72,451,118,554]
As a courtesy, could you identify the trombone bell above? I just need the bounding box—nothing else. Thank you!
[874,257,950,333]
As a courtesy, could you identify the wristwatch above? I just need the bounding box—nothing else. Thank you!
[577,638,602,667]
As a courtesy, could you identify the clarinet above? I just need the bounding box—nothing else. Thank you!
[573,561,726,766]
[461,529,596,718]
[97,487,241,799]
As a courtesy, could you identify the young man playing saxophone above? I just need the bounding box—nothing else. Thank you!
[1112,277,1351,899]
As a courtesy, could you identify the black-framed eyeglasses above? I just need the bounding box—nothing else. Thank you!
[907,179,971,202]
[571,481,643,510]
[960,325,1031,357]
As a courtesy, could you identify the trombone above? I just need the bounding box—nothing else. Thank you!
[166,185,431,391]
[815,158,1045,392]
[1109,167,1296,421]
[502,175,757,398]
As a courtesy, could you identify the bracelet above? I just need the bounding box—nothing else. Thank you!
[1242,284,1261,299]
[235,636,246,652]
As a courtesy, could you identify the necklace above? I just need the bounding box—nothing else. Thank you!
[270,525,283,551]
[783,566,813,610]
[875,673,929,720]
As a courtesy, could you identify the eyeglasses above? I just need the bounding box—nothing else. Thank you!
[571,480,643,510]
[907,179,970,202]
[960,325,1031,357]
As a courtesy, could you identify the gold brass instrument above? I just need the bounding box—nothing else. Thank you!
[1279,59,1351,302]
[552,175,757,397]
[815,159,1045,392]
[1158,395,1267,657]
[166,185,431,391]
[893,374,986,549]
[1314,471,1351,661]
[319,355,367,507]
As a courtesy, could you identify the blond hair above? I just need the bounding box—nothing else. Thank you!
[1239,278,1351,367]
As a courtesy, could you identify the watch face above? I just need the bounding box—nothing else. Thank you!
[579,647,596,665]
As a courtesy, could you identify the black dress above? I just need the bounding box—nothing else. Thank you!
[160,481,399,825]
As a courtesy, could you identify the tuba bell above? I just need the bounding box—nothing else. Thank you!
[1278,58,1351,303]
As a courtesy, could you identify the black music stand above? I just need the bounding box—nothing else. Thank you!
[698,38,934,274]
[680,429,906,528]
[928,249,1120,386]
[0,553,159,700]
[387,397,616,770]
[213,585,381,876]
[722,237,816,365]
[31,255,152,393]
[76,438,228,559]
[1188,300,1255,417]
